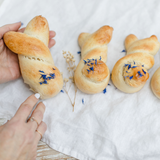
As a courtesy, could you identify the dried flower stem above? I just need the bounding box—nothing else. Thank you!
[62,51,77,111]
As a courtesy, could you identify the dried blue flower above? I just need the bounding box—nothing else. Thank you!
[142,69,146,74]
[121,49,126,52]
[52,68,55,70]
[108,83,111,86]
[132,66,137,68]
[60,90,64,93]
[142,65,144,67]
[103,88,107,94]
[128,64,131,70]
[137,71,143,77]
[95,59,97,65]
[87,64,90,66]
[83,60,87,64]
[129,76,133,80]
[82,98,84,104]
[47,76,52,80]
[124,64,129,67]
[50,73,55,78]
[39,70,44,73]
[77,51,81,54]
[39,82,43,85]
[89,66,94,71]
[43,80,48,84]
[87,59,91,63]
[99,56,102,60]
[40,74,47,79]
[87,69,90,74]
[91,63,94,65]
[133,61,135,65]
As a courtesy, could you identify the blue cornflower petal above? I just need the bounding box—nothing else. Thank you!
[103,88,107,94]
[82,98,84,104]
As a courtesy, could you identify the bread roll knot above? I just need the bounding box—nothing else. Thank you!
[111,34,160,93]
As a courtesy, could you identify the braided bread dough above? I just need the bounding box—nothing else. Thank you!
[74,26,113,94]
[151,67,160,99]
[4,16,63,99]
[111,34,160,93]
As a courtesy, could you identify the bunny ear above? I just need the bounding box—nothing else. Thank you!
[125,34,138,51]
[24,15,49,46]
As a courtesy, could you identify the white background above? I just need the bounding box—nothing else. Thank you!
[0,0,160,160]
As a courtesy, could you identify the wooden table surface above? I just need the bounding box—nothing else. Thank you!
[0,0,77,159]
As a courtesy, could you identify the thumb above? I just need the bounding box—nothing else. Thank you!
[0,22,22,39]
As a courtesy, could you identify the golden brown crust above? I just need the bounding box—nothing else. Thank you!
[111,34,160,93]
[74,25,113,94]
[151,67,160,99]
[3,16,63,99]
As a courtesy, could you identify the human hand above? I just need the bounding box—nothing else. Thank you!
[0,22,56,84]
[0,93,47,160]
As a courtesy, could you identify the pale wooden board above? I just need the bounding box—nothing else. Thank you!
[0,118,77,160]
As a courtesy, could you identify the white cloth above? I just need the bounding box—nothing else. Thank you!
[0,0,160,159]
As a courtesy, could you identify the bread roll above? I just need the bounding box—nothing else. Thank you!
[4,16,63,99]
[74,26,113,94]
[111,34,160,93]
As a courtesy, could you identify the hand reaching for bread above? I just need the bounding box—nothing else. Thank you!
[3,16,63,99]
[74,26,113,94]
[111,34,160,93]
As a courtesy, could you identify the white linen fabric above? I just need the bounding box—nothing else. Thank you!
[0,0,160,159]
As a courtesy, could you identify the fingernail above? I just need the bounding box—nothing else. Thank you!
[34,93,40,99]
[43,101,47,106]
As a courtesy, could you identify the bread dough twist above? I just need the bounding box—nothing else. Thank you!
[111,34,160,93]
[4,16,63,99]
[74,26,113,94]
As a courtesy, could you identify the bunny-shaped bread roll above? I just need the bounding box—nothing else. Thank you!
[151,67,160,99]
[111,34,160,93]
[4,16,63,99]
[74,26,113,94]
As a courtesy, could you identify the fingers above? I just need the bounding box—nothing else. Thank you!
[49,31,56,39]
[35,121,47,143]
[14,93,40,122]
[48,39,56,48]
[27,102,45,130]
[18,27,25,33]
[0,22,21,39]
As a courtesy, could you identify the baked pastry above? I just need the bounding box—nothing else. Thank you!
[111,34,160,93]
[74,25,113,94]
[3,16,63,99]
[151,67,160,99]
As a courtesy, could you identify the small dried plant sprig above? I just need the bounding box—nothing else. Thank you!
[62,51,77,111]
